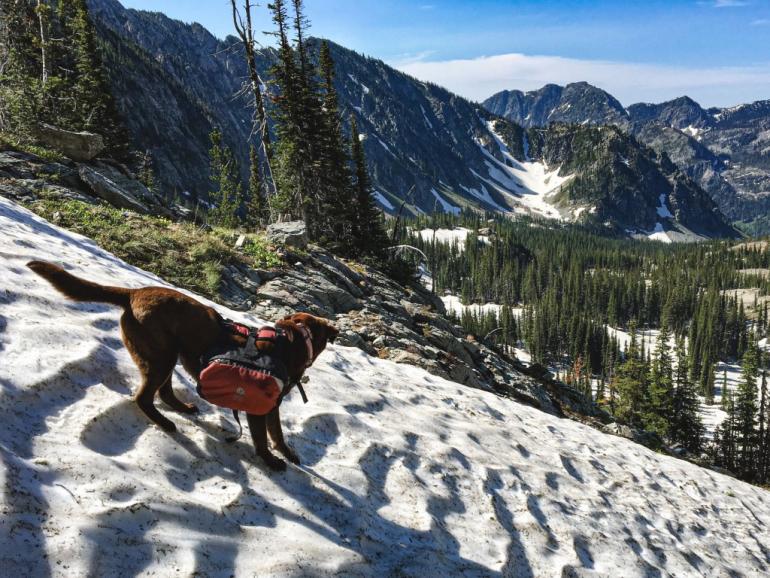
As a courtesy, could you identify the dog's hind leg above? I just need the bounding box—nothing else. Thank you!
[246,413,286,471]
[135,361,178,432]
[121,312,178,432]
[267,407,300,465]
[158,374,199,415]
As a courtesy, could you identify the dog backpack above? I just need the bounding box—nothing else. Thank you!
[198,322,290,417]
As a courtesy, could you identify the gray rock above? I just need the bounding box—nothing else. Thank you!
[602,422,662,449]
[78,165,150,214]
[34,124,105,161]
[266,221,308,249]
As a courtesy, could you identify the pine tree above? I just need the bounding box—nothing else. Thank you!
[0,0,44,134]
[758,366,768,483]
[349,114,389,261]
[138,150,156,191]
[267,0,305,221]
[316,40,356,250]
[246,144,265,229]
[58,0,129,156]
[735,337,759,479]
[614,322,649,427]
[208,129,243,228]
[646,318,673,437]
[671,335,703,452]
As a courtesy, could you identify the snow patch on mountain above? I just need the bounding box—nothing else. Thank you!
[372,190,394,211]
[648,223,673,243]
[656,194,673,219]
[482,121,573,221]
[347,73,370,94]
[429,188,461,215]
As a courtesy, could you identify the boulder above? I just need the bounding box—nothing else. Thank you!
[34,124,104,161]
[266,221,308,249]
[78,165,150,214]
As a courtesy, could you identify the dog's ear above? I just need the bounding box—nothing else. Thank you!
[327,324,339,344]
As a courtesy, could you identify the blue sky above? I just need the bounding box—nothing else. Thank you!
[120,0,770,107]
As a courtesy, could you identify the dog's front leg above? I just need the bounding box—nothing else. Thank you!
[267,406,300,465]
[246,413,286,471]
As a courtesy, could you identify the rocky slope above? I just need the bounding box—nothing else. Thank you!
[84,0,738,239]
[0,143,602,424]
[484,84,770,233]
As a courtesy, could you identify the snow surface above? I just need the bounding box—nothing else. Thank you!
[656,194,673,219]
[648,222,673,244]
[483,121,573,221]
[2,197,770,577]
[347,73,370,94]
[371,190,394,211]
[429,188,461,215]
[415,227,487,249]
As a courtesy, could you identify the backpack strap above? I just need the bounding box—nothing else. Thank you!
[225,409,243,443]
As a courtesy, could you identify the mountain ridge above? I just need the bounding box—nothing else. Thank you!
[86,0,739,239]
[484,83,770,234]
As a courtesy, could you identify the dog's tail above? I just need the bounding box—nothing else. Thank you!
[27,261,131,308]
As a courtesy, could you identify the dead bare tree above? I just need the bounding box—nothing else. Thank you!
[35,0,48,85]
[229,0,277,216]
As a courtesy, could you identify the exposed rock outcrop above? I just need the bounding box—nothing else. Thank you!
[34,124,105,161]
[266,221,309,249]
[217,244,608,421]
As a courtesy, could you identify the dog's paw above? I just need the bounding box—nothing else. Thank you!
[280,445,301,465]
[260,453,287,472]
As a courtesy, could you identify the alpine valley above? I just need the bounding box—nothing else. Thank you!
[86,0,744,241]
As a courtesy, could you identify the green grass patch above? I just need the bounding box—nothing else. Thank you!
[0,132,67,164]
[27,196,283,300]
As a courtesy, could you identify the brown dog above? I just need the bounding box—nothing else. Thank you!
[26,261,338,471]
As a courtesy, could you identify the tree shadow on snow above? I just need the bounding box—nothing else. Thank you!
[0,342,126,577]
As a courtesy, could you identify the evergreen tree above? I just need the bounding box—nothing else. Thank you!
[646,318,673,437]
[671,335,703,452]
[0,0,44,133]
[317,40,356,250]
[349,114,389,260]
[614,323,649,427]
[735,338,759,479]
[246,144,265,229]
[138,149,156,191]
[57,0,129,156]
[267,0,306,221]
[208,129,243,228]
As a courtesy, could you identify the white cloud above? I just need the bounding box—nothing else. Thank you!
[391,52,770,107]
[703,0,750,7]
[751,18,770,25]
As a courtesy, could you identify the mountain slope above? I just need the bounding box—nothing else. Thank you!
[483,118,737,238]
[1,196,769,576]
[85,0,738,238]
[484,84,770,233]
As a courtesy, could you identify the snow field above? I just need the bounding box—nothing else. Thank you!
[1,197,770,577]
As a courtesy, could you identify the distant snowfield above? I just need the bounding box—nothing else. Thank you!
[441,294,517,320]
[482,121,573,221]
[416,226,490,249]
[2,197,770,577]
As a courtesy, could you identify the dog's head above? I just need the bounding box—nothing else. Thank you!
[278,312,339,363]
